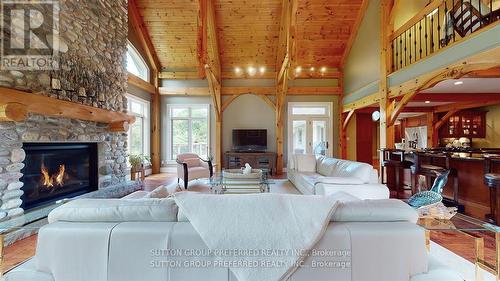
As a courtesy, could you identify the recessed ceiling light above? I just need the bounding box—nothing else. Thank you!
[247,66,256,76]
[454,81,463,85]
[320,67,327,73]
[310,67,315,72]
[295,66,302,73]
[235,67,241,74]
[259,66,266,74]
[425,101,431,104]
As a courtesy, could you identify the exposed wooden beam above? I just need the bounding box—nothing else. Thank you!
[159,87,209,96]
[288,87,341,95]
[197,0,208,79]
[110,121,130,132]
[0,103,27,122]
[388,90,418,126]
[380,0,396,150]
[257,95,276,110]
[221,95,239,112]
[434,100,500,113]
[400,107,434,112]
[159,86,341,96]
[275,0,297,174]
[388,63,500,126]
[202,0,222,170]
[342,110,355,130]
[159,71,342,80]
[407,93,500,102]
[128,0,161,71]
[0,87,135,126]
[464,66,500,78]
[343,92,380,112]
[222,87,275,96]
[128,73,155,94]
[434,109,459,131]
[150,72,161,174]
[340,0,369,67]
[159,72,201,80]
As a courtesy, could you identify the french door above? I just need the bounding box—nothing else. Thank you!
[288,103,332,157]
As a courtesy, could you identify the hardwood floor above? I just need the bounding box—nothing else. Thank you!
[2,172,495,274]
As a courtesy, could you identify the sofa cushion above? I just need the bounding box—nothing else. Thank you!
[316,155,338,176]
[332,198,418,223]
[315,183,390,199]
[295,154,317,172]
[183,158,201,167]
[48,198,178,223]
[330,159,373,183]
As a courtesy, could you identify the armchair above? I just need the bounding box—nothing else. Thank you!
[176,153,213,189]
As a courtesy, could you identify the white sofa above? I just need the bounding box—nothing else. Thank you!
[2,198,463,281]
[288,154,390,199]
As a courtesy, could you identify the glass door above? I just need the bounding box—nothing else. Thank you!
[288,102,333,158]
[312,119,328,156]
[292,120,307,154]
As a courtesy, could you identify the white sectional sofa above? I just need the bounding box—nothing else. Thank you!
[1,197,463,281]
[288,154,390,199]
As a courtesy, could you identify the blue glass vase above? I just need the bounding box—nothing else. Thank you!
[408,170,450,208]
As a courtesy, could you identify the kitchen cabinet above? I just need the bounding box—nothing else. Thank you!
[439,111,486,138]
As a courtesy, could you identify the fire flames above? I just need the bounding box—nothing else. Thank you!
[41,164,66,188]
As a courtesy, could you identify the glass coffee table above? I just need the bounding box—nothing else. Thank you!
[417,213,500,281]
[202,170,274,194]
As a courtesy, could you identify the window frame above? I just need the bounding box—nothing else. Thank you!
[166,104,211,163]
[126,94,151,159]
[126,41,150,82]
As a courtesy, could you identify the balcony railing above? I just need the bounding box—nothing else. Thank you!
[390,0,499,72]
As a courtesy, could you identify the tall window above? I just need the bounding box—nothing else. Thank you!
[126,43,149,82]
[127,95,150,157]
[167,105,210,160]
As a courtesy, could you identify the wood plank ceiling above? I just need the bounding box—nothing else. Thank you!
[136,0,365,76]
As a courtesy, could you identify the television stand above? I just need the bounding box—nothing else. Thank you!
[224,151,277,175]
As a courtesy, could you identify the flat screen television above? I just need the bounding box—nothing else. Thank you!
[232,129,267,152]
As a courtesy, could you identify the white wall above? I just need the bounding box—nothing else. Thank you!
[222,94,276,153]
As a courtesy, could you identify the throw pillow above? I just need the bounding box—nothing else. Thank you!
[145,185,170,198]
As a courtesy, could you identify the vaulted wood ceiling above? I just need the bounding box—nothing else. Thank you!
[136,0,365,76]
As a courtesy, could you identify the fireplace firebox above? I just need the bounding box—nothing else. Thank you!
[20,143,98,210]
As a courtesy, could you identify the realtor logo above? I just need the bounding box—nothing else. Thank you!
[1,0,59,70]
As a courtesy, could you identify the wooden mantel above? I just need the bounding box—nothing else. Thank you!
[0,87,135,132]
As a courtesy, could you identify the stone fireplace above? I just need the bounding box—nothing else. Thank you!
[20,143,99,211]
[0,0,134,224]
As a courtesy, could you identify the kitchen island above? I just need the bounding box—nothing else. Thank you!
[382,148,500,222]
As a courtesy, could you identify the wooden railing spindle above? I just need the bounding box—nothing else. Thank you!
[419,20,422,60]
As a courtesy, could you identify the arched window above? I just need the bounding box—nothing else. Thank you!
[126,42,150,82]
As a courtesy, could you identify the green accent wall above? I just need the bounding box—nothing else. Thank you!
[343,0,381,97]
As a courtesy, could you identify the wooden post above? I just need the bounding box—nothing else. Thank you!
[151,79,161,174]
[379,0,395,159]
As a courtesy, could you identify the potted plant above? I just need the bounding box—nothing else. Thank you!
[129,154,150,180]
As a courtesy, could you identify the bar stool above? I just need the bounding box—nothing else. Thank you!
[418,164,460,206]
[484,173,500,225]
[380,149,413,199]
[382,159,413,198]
